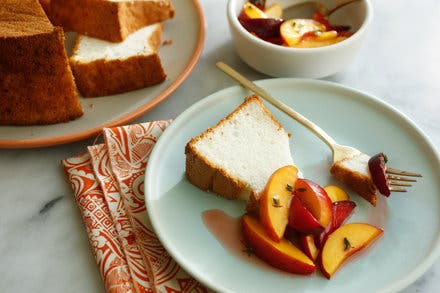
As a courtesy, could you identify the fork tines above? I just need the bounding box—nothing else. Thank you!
[389,187,407,192]
[387,175,417,182]
[386,167,422,177]
[386,167,422,193]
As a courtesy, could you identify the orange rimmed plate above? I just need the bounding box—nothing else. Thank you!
[0,0,205,148]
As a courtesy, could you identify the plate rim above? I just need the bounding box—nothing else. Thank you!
[0,0,206,149]
[145,78,440,293]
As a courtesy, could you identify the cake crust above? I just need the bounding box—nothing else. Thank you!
[51,0,174,42]
[330,160,377,206]
[0,0,83,125]
[71,53,166,97]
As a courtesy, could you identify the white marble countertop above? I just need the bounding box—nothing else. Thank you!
[1,0,439,292]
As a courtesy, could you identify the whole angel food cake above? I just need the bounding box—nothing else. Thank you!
[185,95,294,213]
[0,0,83,125]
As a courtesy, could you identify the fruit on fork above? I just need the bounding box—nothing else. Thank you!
[368,152,391,196]
[216,62,422,206]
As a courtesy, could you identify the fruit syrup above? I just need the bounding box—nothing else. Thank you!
[202,209,301,275]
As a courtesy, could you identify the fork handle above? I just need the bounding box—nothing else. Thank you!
[216,62,338,151]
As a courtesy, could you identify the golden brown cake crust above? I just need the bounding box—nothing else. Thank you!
[38,0,53,23]
[0,0,53,37]
[0,0,83,125]
[69,23,165,97]
[330,162,377,206]
[185,95,287,212]
[71,54,166,97]
[51,0,175,42]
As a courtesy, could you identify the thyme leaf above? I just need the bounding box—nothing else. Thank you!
[272,195,283,207]
[241,240,255,257]
[343,237,352,251]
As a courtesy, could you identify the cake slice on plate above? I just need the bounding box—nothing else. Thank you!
[51,0,175,42]
[70,23,166,97]
[0,0,83,125]
[185,95,295,214]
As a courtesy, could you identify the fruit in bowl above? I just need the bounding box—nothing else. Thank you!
[227,0,372,77]
[238,1,352,48]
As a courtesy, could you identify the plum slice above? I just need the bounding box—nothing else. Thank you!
[368,152,391,196]
[249,0,266,10]
[288,195,324,235]
[319,200,356,246]
[238,17,284,40]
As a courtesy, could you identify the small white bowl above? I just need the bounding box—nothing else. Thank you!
[227,0,372,78]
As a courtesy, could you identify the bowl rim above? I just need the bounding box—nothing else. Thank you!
[227,0,373,53]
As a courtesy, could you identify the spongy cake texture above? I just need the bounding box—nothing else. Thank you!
[71,23,160,62]
[185,95,294,211]
[70,23,166,97]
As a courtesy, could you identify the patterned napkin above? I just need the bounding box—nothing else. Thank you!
[62,121,208,293]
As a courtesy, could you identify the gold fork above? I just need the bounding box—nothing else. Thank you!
[216,62,421,192]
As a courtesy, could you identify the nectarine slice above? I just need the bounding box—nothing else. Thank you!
[294,178,333,229]
[280,19,326,47]
[319,200,356,245]
[242,2,268,19]
[288,195,324,235]
[260,165,298,242]
[320,223,383,279]
[242,214,316,275]
[264,2,283,19]
[300,234,319,261]
[324,185,350,203]
[315,30,338,41]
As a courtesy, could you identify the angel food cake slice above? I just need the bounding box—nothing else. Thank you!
[70,23,166,97]
[185,95,294,213]
[51,0,174,42]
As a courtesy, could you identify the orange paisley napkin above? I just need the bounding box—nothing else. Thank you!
[62,121,208,293]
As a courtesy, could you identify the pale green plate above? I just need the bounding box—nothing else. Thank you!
[145,79,440,293]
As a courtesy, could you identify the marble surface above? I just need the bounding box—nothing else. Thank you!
[0,0,439,292]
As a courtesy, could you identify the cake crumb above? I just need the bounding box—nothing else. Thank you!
[162,39,173,46]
